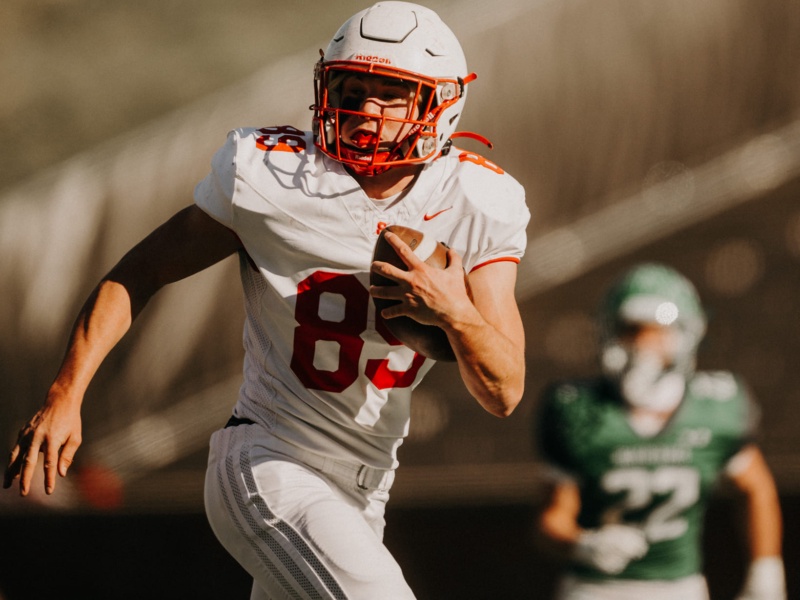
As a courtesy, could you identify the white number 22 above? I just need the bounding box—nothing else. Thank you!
[601,466,700,542]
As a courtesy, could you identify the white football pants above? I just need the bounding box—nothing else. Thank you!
[204,422,416,600]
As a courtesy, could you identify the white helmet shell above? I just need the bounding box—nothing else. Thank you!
[326,2,467,79]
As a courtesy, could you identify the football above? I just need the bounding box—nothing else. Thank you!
[371,225,456,361]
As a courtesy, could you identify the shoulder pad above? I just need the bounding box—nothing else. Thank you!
[688,371,741,401]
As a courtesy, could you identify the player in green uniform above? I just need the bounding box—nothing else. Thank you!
[533,263,786,600]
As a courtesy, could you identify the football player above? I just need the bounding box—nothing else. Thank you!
[4,2,530,598]
[533,263,785,600]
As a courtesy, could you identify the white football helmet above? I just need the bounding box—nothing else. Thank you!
[312,1,476,175]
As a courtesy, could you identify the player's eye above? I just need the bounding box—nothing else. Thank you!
[340,78,366,97]
[381,91,409,104]
[381,82,412,100]
[340,95,363,112]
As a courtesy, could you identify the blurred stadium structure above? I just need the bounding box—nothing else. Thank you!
[2,0,800,518]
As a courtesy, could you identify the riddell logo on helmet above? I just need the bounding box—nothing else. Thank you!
[354,54,392,65]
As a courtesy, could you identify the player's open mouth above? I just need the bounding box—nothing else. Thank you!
[347,131,384,151]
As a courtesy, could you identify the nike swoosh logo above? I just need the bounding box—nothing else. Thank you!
[423,207,453,221]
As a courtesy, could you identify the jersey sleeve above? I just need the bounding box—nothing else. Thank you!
[690,371,761,468]
[451,159,531,272]
[722,375,763,472]
[470,212,529,271]
[193,130,240,227]
[474,175,529,270]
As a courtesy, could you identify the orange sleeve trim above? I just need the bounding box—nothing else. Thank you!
[469,256,521,273]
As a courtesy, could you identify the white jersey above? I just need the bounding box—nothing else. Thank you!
[194,125,529,469]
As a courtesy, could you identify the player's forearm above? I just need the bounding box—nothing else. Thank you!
[745,476,784,558]
[731,447,784,559]
[49,278,147,405]
[446,314,525,417]
[536,488,583,559]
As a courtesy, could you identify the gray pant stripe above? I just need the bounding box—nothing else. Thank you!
[217,434,348,600]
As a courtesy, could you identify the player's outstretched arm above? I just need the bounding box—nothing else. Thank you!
[728,445,787,600]
[370,231,525,416]
[3,206,242,497]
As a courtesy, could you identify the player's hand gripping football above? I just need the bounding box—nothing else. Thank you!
[4,390,83,496]
[369,230,475,328]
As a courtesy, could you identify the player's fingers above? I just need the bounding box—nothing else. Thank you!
[370,260,409,284]
[43,441,63,494]
[383,231,424,269]
[379,303,408,320]
[18,440,42,496]
[58,436,81,478]
[369,282,406,300]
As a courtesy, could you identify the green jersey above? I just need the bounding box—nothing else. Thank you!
[537,371,756,581]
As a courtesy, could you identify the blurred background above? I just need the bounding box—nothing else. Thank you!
[1,0,799,598]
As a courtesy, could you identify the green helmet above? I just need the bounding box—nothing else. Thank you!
[598,262,707,374]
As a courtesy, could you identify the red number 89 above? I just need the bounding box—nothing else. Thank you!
[290,271,426,392]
